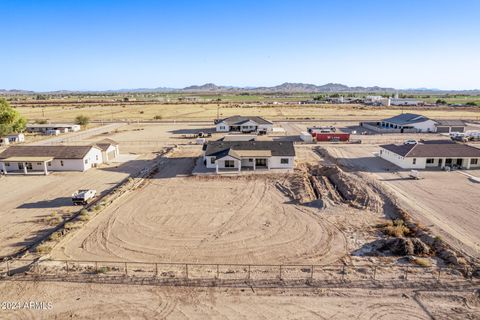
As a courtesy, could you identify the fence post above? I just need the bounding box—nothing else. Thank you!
[185,264,188,279]
[310,265,314,281]
[404,266,409,281]
[65,261,69,274]
[124,262,128,276]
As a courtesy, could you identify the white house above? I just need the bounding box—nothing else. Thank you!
[0,145,103,175]
[379,142,480,170]
[388,98,423,106]
[362,113,437,133]
[215,116,273,134]
[0,133,25,146]
[26,123,81,134]
[203,141,295,173]
[95,138,120,162]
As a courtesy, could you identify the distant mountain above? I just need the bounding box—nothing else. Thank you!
[180,82,398,93]
[1,83,479,95]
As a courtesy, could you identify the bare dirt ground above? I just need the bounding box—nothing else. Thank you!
[51,148,348,265]
[324,144,480,260]
[0,281,478,319]
[0,156,155,259]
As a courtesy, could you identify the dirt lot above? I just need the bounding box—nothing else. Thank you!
[0,156,156,259]
[324,144,480,260]
[51,148,348,265]
[0,281,478,319]
[16,102,480,122]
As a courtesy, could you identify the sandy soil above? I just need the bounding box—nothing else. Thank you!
[1,281,478,319]
[0,156,156,259]
[16,102,480,122]
[324,144,480,259]
[50,148,347,265]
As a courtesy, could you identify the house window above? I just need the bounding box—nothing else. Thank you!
[60,160,64,166]
[210,157,215,164]
[37,162,42,165]
[248,159,253,162]
[85,159,88,164]
[220,126,225,130]
[96,155,99,161]
[47,161,52,166]
[280,158,289,164]
[471,159,478,165]
[426,158,434,164]
[412,158,417,165]
[4,162,10,166]
[224,160,235,168]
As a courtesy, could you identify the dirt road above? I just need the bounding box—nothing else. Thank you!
[0,280,478,319]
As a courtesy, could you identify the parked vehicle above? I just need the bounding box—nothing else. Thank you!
[408,170,422,180]
[404,140,418,145]
[72,189,97,205]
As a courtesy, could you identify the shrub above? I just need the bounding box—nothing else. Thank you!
[383,219,410,237]
[412,257,432,267]
[96,266,109,274]
[48,231,62,241]
[35,245,52,254]
[153,115,163,120]
[75,115,90,126]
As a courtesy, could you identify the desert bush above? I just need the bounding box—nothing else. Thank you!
[35,245,52,254]
[153,115,163,120]
[48,231,62,241]
[75,115,90,126]
[383,219,410,237]
[412,257,432,267]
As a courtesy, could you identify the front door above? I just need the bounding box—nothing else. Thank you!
[255,158,267,167]
[18,163,24,170]
[438,159,443,167]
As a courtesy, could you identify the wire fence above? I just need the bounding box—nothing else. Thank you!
[1,259,477,285]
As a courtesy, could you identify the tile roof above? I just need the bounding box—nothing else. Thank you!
[205,141,295,158]
[381,143,480,158]
[0,145,98,160]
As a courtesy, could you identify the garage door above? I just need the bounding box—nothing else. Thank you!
[451,127,465,133]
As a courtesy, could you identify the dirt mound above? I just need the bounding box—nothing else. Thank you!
[296,164,383,211]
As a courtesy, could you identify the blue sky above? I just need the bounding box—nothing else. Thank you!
[1,0,479,91]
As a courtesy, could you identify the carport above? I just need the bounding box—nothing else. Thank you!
[1,156,53,175]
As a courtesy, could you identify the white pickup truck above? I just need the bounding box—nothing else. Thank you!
[72,189,97,205]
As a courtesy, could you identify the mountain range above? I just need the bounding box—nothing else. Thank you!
[1,83,479,95]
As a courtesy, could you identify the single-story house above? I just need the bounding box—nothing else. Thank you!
[203,141,295,173]
[388,98,423,106]
[435,120,466,133]
[0,133,25,146]
[95,138,120,162]
[0,145,103,175]
[361,113,437,133]
[26,123,81,134]
[214,116,273,134]
[379,142,480,169]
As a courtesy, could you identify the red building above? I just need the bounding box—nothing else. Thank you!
[312,132,350,142]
